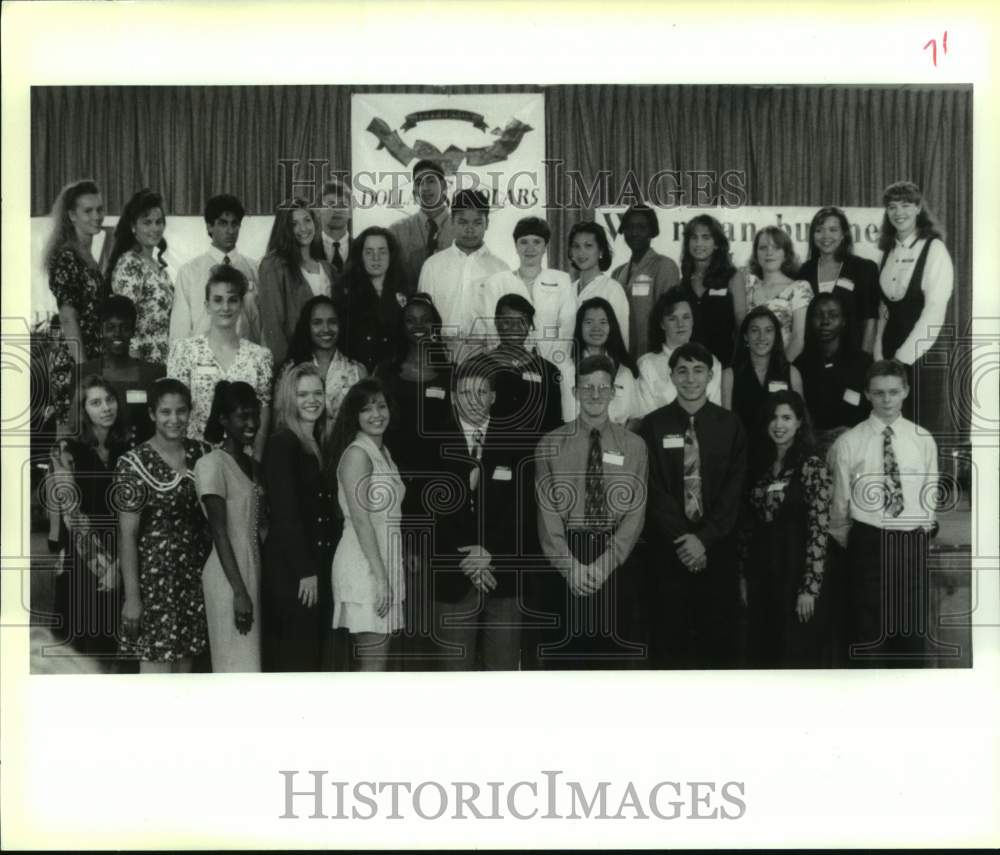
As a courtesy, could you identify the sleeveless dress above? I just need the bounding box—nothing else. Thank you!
[331,433,406,634]
[195,449,264,672]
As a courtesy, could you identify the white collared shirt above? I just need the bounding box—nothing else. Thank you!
[170,246,261,343]
[322,232,349,266]
[635,344,722,417]
[829,413,938,545]
[573,272,631,350]
[418,243,510,345]
[482,267,576,365]
[876,236,954,364]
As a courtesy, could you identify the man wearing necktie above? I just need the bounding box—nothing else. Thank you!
[317,179,352,280]
[426,356,525,670]
[534,355,649,669]
[389,159,457,295]
[830,359,944,667]
[639,342,747,669]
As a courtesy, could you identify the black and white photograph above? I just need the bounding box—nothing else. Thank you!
[2,1,998,851]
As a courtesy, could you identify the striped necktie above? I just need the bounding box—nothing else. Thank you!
[883,425,904,517]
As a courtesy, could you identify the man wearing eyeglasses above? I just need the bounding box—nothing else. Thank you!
[533,354,649,669]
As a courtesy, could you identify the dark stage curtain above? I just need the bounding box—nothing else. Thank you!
[30,84,972,437]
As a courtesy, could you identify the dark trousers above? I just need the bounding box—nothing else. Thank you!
[648,548,739,670]
[846,521,949,668]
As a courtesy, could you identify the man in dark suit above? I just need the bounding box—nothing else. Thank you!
[639,342,747,668]
[317,179,352,278]
[427,355,526,670]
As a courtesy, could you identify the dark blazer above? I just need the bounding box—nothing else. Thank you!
[430,412,527,603]
[797,253,880,349]
[639,400,747,569]
[485,348,563,441]
[333,273,405,374]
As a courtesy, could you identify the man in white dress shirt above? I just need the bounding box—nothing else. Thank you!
[316,179,352,278]
[169,194,261,344]
[418,188,509,363]
[829,359,946,667]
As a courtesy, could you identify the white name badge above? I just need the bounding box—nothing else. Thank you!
[708,288,728,296]
[602,452,625,466]
[522,371,542,383]
[125,389,147,404]
[492,466,512,481]
[835,278,856,292]
[425,387,446,399]
[662,435,684,449]
[767,381,789,392]
[767,480,789,493]
[843,388,861,406]
[632,283,650,296]
[540,280,559,288]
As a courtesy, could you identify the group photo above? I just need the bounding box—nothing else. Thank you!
[26,83,974,674]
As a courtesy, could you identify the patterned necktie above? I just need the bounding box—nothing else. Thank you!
[426,217,440,255]
[223,254,231,266]
[883,425,904,517]
[331,241,344,273]
[584,428,607,525]
[683,415,703,523]
[469,428,484,492]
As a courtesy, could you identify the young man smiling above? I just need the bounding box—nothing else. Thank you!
[389,159,457,293]
[639,342,747,669]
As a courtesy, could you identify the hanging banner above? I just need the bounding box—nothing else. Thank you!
[595,205,887,269]
[351,93,547,269]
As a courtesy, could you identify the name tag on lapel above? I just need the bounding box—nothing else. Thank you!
[835,278,856,292]
[767,381,789,392]
[125,389,147,404]
[632,278,651,297]
[602,452,624,466]
[540,280,559,288]
[522,371,542,383]
[767,480,789,493]
[425,386,446,399]
[708,288,728,296]
[492,466,512,481]
[662,434,684,449]
[843,388,861,406]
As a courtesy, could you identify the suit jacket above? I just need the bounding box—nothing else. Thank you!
[639,400,747,571]
[430,413,527,602]
[257,254,335,366]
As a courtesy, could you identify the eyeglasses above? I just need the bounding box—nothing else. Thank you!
[577,384,614,398]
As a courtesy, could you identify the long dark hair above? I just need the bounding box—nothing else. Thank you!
[67,374,130,451]
[573,297,638,378]
[324,377,393,490]
[337,225,407,310]
[877,181,946,253]
[680,214,736,283]
[801,291,857,363]
[754,389,816,480]
[389,293,449,370]
[106,188,168,287]
[286,295,342,366]
[733,306,789,378]
[806,206,854,263]
[264,197,326,290]
[203,380,260,445]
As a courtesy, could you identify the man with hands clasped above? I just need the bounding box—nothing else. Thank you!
[534,355,648,669]
[639,342,748,668]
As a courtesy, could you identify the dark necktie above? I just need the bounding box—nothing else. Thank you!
[426,217,439,256]
[683,415,703,523]
[331,241,344,273]
[584,428,607,525]
[883,425,904,517]
[469,428,484,492]
[223,254,231,266]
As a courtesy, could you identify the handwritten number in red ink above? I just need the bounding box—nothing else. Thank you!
[924,31,949,67]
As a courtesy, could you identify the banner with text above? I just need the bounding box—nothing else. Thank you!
[351,93,547,269]
[596,206,887,270]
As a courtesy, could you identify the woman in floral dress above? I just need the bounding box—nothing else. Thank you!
[108,188,174,365]
[282,295,366,427]
[42,179,108,425]
[738,390,832,668]
[115,378,212,672]
[167,265,273,459]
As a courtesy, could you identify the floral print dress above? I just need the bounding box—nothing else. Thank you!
[745,274,813,352]
[47,247,104,423]
[111,251,174,365]
[114,440,213,662]
[740,454,832,667]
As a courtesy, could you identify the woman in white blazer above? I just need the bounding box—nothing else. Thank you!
[567,221,631,351]
[483,216,577,420]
